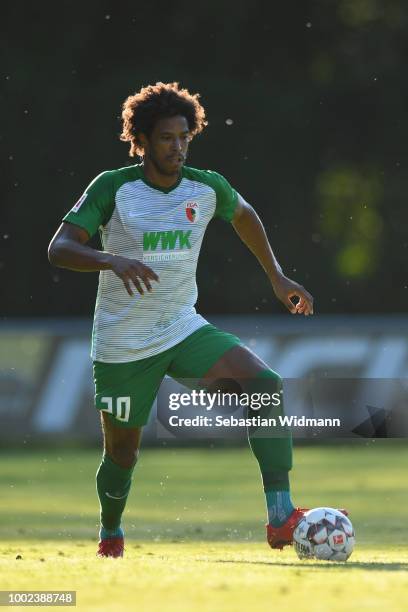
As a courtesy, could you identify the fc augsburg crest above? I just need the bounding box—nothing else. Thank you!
[185,201,199,223]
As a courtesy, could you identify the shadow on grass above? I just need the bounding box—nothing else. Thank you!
[209,559,408,571]
[0,512,262,542]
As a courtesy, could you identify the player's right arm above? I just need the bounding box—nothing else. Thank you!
[48,222,158,296]
[48,170,159,296]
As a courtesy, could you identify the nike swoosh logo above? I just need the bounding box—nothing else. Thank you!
[105,491,128,500]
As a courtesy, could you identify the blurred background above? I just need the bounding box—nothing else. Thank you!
[1,0,408,442]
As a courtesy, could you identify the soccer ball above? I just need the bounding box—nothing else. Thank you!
[293,507,355,561]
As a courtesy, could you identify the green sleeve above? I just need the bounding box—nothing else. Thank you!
[209,171,238,222]
[62,171,115,238]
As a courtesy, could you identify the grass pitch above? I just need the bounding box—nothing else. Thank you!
[0,442,407,611]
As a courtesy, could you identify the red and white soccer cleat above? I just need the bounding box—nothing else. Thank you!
[267,508,309,550]
[267,507,349,550]
[97,536,124,558]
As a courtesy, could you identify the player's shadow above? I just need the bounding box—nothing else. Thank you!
[210,559,408,572]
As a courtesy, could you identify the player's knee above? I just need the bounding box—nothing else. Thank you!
[109,445,139,469]
[259,368,283,391]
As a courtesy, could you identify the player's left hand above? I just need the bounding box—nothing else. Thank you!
[271,274,314,315]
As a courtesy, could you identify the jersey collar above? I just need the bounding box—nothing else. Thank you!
[139,164,184,194]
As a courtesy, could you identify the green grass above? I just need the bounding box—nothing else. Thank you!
[0,443,407,611]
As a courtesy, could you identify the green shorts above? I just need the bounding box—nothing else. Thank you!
[93,324,242,428]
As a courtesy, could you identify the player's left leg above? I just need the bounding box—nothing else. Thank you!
[198,341,349,549]
[167,324,299,549]
[199,344,300,549]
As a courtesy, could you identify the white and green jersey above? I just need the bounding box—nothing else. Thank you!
[63,164,238,363]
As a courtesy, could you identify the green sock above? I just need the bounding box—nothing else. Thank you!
[265,489,295,526]
[247,369,294,526]
[96,453,136,531]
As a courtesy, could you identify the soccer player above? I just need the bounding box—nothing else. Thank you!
[48,82,315,558]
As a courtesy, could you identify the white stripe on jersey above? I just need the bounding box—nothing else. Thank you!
[92,177,216,362]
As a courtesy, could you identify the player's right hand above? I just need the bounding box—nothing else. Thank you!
[109,255,159,296]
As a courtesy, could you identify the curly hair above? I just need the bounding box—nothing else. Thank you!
[120,82,208,157]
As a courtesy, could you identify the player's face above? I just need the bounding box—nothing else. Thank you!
[143,115,191,176]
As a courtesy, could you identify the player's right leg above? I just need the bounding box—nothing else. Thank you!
[96,413,142,558]
[93,355,170,558]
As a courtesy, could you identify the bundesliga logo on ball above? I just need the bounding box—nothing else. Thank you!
[293,507,355,562]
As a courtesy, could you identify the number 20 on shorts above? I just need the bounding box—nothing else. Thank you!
[101,397,131,422]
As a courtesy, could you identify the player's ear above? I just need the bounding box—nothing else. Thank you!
[137,131,148,150]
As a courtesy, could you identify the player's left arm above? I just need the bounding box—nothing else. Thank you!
[231,193,314,315]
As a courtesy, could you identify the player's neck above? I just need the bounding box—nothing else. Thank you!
[141,159,181,189]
